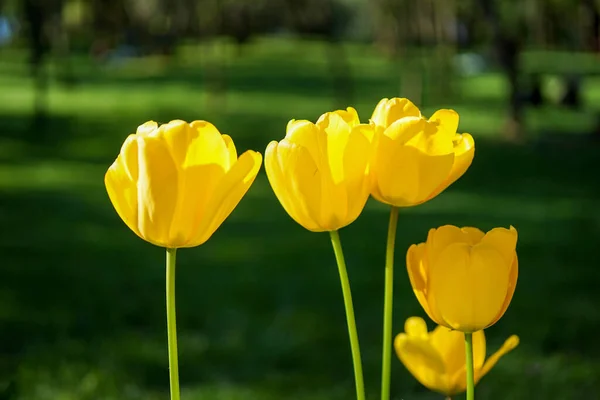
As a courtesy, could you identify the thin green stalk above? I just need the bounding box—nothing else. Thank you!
[465,332,475,400]
[166,248,180,400]
[381,206,399,400]
[329,230,366,400]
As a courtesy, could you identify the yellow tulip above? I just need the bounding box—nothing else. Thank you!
[265,107,374,232]
[407,225,519,333]
[395,316,519,397]
[369,98,475,207]
[105,120,262,248]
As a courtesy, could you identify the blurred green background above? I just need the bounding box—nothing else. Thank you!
[1,0,600,399]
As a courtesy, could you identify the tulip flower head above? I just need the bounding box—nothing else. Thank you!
[369,98,474,207]
[265,107,374,232]
[407,225,518,333]
[395,317,519,396]
[105,120,262,248]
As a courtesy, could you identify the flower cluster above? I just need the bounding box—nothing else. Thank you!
[105,97,519,400]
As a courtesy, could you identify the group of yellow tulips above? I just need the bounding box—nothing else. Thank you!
[105,97,519,400]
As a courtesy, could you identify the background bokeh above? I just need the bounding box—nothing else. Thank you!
[1,0,600,399]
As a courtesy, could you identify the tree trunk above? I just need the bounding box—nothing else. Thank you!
[23,0,51,119]
[477,0,524,141]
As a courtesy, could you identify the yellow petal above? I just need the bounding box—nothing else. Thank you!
[405,316,429,339]
[324,112,351,185]
[394,333,452,395]
[284,119,323,166]
[431,328,486,395]
[136,134,180,247]
[277,140,328,231]
[480,226,518,265]
[475,335,520,383]
[405,120,454,156]
[447,133,475,185]
[369,129,395,205]
[340,124,371,225]
[382,116,424,143]
[429,243,511,332]
[429,109,459,137]
[136,120,158,136]
[105,134,141,238]
[221,134,238,165]
[318,112,355,226]
[406,244,440,325]
[187,150,262,247]
[370,98,389,126]
[371,98,421,128]
[479,226,519,327]
[285,119,346,225]
[487,255,519,328]
[375,143,454,206]
[186,121,231,169]
[158,120,191,167]
[462,227,486,244]
[427,225,479,266]
[164,121,231,245]
[265,141,319,231]
[379,119,454,205]
[428,133,475,201]
[317,106,360,127]
[431,327,487,378]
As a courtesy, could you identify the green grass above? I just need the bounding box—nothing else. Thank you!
[1,38,600,399]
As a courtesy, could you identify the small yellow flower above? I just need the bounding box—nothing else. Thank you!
[407,226,519,332]
[395,317,519,397]
[265,107,374,232]
[369,98,474,207]
[105,120,262,248]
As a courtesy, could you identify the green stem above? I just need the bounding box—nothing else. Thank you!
[381,207,399,400]
[465,332,475,400]
[166,248,180,400]
[329,230,366,400]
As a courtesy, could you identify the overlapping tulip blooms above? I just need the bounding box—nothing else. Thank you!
[369,98,475,207]
[395,317,519,397]
[369,98,477,400]
[407,225,519,333]
[103,97,520,400]
[105,119,262,248]
[265,107,374,232]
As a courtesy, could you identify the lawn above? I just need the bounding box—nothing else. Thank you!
[0,38,599,400]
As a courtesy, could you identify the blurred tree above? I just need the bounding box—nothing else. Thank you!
[371,0,454,105]
[21,0,65,120]
[476,0,527,141]
[583,0,600,52]
[282,0,354,108]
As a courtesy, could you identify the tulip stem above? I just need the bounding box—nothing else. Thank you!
[329,230,366,400]
[465,332,475,400]
[166,248,181,400]
[381,206,399,400]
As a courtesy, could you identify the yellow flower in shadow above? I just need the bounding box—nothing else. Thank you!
[407,225,519,332]
[395,317,519,397]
